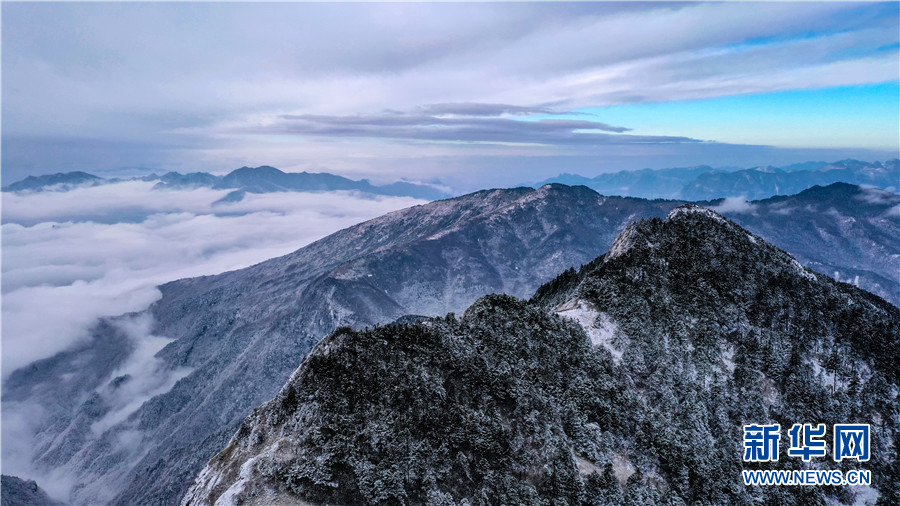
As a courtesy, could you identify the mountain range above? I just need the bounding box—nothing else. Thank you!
[536,159,899,200]
[182,205,900,505]
[6,158,898,205]
[2,182,897,504]
[1,166,451,201]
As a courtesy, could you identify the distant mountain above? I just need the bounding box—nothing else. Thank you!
[152,171,220,189]
[182,206,900,505]
[682,159,900,200]
[1,171,103,192]
[4,183,897,504]
[714,183,900,303]
[535,165,715,199]
[537,159,899,200]
[1,166,452,201]
[212,165,365,193]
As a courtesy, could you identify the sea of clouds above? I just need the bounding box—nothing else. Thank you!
[1,182,424,497]
[1,181,425,378]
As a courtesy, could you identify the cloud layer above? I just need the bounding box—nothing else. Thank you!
[1,183,424,377]
[259,109,701,146]
[2,2,897,183]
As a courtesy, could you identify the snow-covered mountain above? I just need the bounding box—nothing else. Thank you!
[3,183,897,505]
[0,476,62,506]
[182,205,900,505]
[718,183,900,304]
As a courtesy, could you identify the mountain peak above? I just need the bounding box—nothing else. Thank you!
[225,165,285,177]
[665,203,726,224]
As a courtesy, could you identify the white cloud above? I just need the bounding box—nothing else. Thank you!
[1,183,425,378]
[3,2,896,182]
[856,185,900,205]
[89,313,192,436]
[712,197,757,214]
[0,400,76,502]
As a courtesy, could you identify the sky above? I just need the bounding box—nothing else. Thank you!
[2,2,899,190]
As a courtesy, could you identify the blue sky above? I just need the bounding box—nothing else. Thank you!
[565,82,900,150]
[2,2,898,190]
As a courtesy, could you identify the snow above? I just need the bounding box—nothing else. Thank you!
[605,225,641,262]
[575,455,603,477]
[791,258,818,281]
[808,358,836,390]
[721,345,736,374]
[556,299,623,363]
[213,455,259,506]
[666,204,726,223]
[612,453,635,486]
[852,485,879,505]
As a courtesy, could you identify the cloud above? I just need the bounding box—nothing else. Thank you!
[89,313,193,436]
[0,400,76,502]
[2,2,896,181]
[1,182,425,377]
[712,197,757,214]
[249,109,700,146]
[855,185,900,206]
[417,103,575,117]
[1,182,426,497]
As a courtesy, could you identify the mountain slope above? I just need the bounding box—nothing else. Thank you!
[5,184,897,505]
[720,183,900,304]
[183,206,900,505]
[0,476,63,506]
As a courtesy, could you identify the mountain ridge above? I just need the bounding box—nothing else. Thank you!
[536,159,899,200]
[1,166,451,201]
[181,205,900,505]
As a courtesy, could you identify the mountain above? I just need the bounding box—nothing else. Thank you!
[1,166,452,200]
[535,165,715,199]
[1,475,63,506]
[213,165,364,193]
[182,206,900,505]
[211,166,451,201]
[537,159,899,200]
[682,159,900,201]
[5,185,677,505]
[1,171,103,192]
[152,171,221,189]
[717,183,900,304]
[4,184,897,505]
